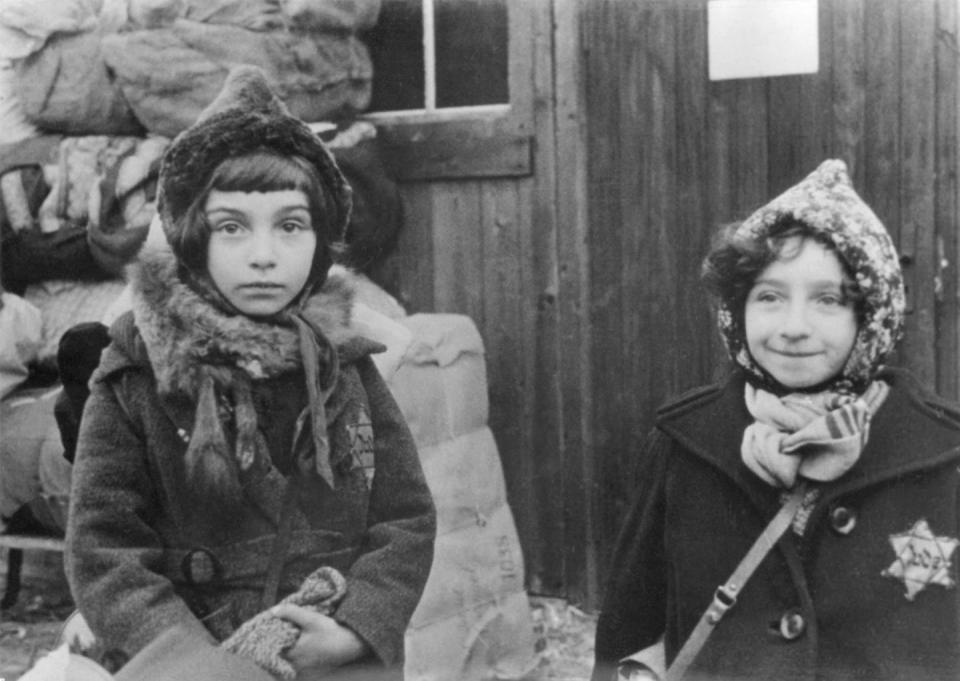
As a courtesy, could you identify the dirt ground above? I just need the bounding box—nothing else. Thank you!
[0,549,597,681]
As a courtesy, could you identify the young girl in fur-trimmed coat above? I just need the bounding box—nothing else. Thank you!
[65,67,435,681]
[593,160,960,681]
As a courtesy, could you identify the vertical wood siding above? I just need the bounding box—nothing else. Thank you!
[378,0,960,606]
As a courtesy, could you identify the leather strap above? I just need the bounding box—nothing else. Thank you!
[665,483,807,681]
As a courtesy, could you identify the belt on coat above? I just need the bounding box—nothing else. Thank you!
[160,531,359,587]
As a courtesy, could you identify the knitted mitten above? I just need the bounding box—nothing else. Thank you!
[222,566,347,679]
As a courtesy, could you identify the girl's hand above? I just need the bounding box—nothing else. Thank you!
[270,604,370,672]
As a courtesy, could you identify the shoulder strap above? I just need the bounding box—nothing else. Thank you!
[664,483,807,681]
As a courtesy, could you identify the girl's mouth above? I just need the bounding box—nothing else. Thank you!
[772,349,820,358]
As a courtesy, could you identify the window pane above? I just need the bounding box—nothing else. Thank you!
[363,0,508,112]
[435,0,508,107]
[363,0,425,112]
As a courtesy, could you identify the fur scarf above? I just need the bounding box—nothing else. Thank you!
[129,240,357,503]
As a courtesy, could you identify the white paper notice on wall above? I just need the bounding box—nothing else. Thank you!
[708,0,819,81]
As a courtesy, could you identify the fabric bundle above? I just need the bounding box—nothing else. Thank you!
[4,0,380,138]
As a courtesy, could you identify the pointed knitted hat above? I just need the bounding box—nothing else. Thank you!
[718,159,905,391]
[157,65,352,264]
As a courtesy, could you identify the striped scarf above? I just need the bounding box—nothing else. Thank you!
[741,380,890,489]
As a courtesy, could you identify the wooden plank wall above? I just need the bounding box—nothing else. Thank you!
[376,0,960,606]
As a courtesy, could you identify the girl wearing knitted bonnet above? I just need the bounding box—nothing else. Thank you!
[592,160,960,681]
[65,66,435,681]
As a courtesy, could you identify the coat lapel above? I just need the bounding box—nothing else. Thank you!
[656,372,783,516]
[822,369,960,502]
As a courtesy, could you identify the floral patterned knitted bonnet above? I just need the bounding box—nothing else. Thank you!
[716,159,906,393]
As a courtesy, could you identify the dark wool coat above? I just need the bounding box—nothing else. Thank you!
[65,273,436,671]
[593,368,960,681]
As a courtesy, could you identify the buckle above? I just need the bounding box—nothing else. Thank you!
[705,583,739,624]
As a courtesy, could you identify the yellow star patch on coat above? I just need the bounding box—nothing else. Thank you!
[882,519,959,601]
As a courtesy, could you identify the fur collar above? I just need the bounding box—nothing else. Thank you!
[129,241,356,398]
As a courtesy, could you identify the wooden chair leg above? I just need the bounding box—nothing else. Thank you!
[1,547,24,609]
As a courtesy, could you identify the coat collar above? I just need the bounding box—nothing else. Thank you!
[657,368,960,513]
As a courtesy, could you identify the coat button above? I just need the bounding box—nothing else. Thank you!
[181,547,223,585]
[830,505,857,535]
[779,608,806,641]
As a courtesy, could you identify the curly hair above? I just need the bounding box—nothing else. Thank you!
[701,218,866,330]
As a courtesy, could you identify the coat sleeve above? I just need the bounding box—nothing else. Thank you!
[591,428,671,681]
[331,356,437,666]
[65,371,214,658]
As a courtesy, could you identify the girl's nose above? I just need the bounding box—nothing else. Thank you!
[779,300,812,338]
[248,230,277,269]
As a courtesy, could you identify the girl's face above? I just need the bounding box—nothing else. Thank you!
[744,236,858,389]
[205,189,317,317]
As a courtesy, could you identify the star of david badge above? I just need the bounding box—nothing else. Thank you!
[882,519,959,600]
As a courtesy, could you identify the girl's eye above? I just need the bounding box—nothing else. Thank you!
[211,220,244,235]
[818,293,844,306]
[753,291,780,303]
[279,219,310,234]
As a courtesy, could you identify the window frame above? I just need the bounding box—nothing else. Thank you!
[358,1,534,182]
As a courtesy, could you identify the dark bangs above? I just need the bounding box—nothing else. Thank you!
[211,151,315,191]
[209,151,334,227]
